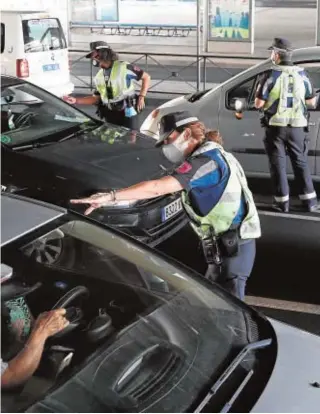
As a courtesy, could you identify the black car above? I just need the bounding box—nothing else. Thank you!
[1,75,187,247]
[2,193,320,413]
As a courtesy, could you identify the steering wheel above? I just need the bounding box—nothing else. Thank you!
[51,286,90,338]
[14,112,36,128]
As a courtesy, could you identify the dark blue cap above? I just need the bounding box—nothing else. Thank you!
[156,111,199,146]
[268,38,292,52]
[86,41,110,58]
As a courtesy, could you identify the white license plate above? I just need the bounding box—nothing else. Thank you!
[162,198,182,222]
[43,63,60,72]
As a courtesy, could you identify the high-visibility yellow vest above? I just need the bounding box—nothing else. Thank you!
[182,142,261,240]
[264,65,308,127]
[94,61,135,104]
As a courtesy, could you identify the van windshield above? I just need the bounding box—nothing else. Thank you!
[22,18,67,53]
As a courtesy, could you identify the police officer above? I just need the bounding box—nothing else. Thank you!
[63,41,151,130]
[254,37,318,212]
[70,111,261,301]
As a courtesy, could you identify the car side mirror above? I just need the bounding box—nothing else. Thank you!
[4,95,14,104]
[234,98,246,120]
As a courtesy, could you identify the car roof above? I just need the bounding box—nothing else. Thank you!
[292,46,320,62]
[1,10,46,14]
[1,194,66,248]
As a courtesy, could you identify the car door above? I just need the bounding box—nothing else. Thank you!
[218,62,318,179]
[301,61,320,180]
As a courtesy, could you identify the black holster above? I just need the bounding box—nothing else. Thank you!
[95,102,105,119]
[259,113,270,128]
[201,227,239,266]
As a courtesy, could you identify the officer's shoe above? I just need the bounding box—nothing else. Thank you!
[272,202,289,213]
[306,204,320,213]
[301,200,319,213]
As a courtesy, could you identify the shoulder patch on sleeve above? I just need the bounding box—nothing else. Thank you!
[175,161,192,174]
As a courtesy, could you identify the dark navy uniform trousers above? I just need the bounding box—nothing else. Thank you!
[205,238,256,301]
[263,126,317,208]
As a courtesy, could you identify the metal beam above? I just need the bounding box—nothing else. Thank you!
[317,0,320,45]
[196,0,201,91]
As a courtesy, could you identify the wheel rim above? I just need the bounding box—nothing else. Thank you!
[23,229,64,265]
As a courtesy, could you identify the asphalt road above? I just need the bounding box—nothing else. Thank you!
[76,102,320,338]
[70,59,244,85]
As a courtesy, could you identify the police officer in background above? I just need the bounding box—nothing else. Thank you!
[70,111,261,301]
[63,41,151,130]
[254,38,318,213]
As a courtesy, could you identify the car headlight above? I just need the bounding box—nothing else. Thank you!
[105,200,138,208]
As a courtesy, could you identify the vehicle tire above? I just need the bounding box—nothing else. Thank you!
[23,229,76,268]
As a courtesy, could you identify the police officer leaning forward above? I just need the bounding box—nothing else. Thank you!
[254,37,318,213]
[64,41,151,130]
[70,111,261,301]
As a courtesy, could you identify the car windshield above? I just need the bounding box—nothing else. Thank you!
[2,216,271,412]
[22,18,66,53]
[1,81,93,147]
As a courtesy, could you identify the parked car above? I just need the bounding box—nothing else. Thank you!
[1,193,320,413]
[141,47,320,187]
[1,75,187,247]
[1,10,73,97]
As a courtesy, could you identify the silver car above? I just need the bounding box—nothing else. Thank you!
[141,47,320,184]
[1,193,320,412]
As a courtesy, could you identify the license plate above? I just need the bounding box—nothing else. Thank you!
[162,198,182,222]
[43,63,60,72]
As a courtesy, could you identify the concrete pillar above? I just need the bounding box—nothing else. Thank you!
[317,0,320,45]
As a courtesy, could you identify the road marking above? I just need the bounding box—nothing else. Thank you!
[257,207,320,221]
[246,295,320,315]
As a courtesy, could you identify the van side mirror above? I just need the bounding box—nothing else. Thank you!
[234,98,246,120]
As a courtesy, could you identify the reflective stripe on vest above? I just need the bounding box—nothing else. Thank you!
[264,65,307,127]
[182,142,261,240]
[94,61,135,104]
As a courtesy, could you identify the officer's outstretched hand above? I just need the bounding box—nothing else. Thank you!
[137,96,145,112]
[70,193,112,215]
[62,96,77,105]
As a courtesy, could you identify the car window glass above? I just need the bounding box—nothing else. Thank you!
[0,82,90,146]
[22,19,66,53]
[226,76,258,110]
[0,217,270,412]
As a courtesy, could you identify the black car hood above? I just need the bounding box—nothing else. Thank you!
[28,124,174,188]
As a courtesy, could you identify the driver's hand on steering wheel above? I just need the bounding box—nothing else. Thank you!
[32,309,69,340]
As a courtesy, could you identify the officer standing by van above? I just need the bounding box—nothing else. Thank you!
[70,111,261,301]
[254,38,318,212]
[63,41,150,130]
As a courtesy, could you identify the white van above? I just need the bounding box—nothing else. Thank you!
[0,11,73,97]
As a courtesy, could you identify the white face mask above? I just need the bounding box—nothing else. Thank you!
[271,51,278,65]
[162,130,190,164]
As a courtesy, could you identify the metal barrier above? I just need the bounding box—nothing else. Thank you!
[70,50,265,95]
[70,23,198,38]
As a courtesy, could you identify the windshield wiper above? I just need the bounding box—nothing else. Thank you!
[57,123,97,143]
[194,338,272,413]
[12,141,55,151]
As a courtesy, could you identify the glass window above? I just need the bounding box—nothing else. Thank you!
[2,216,265,412]
[226,75,258,109]
[22,18,67,53]
[1,81,92,146]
